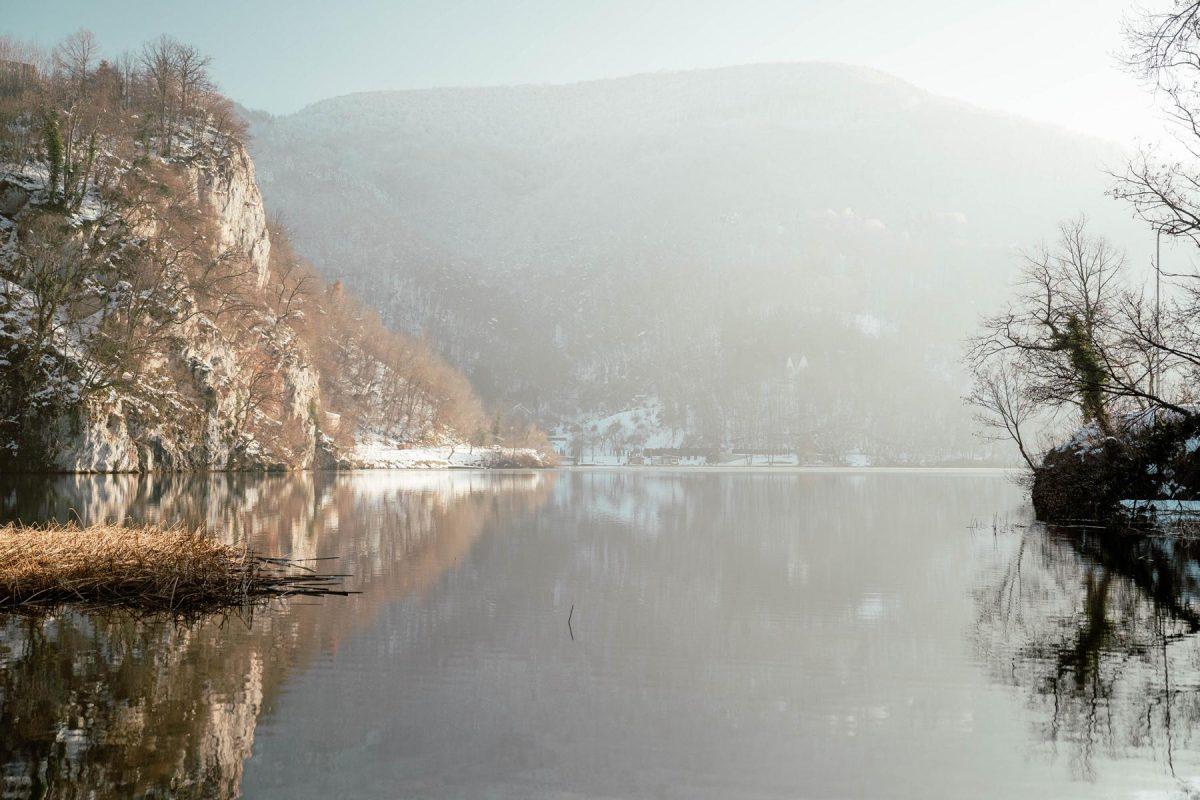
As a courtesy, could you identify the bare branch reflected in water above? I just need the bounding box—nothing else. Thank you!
[975,523,1200,784]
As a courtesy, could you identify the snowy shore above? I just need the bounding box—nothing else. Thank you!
[339,442,551,470]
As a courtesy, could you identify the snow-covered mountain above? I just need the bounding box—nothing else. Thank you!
[246,63,1148,462]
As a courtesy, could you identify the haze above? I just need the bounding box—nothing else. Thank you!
[10,3,1200,797]
[5,0,1162,143]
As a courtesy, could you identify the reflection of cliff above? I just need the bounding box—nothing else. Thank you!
[0,471,554,799]
[975,526,1200,782]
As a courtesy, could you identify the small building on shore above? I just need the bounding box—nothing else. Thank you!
[547,434,570,458]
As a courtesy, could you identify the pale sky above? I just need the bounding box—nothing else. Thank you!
[0,0,1171,144]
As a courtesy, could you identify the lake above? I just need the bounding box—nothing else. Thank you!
[1,469,1199,799]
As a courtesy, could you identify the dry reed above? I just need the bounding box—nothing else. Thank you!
[0,522,351,612]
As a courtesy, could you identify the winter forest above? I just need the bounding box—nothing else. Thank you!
[9,2,1200,798]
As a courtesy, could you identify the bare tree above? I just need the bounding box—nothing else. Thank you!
[53,29,96,95]
[969,218,1126,435]
[967,357,1041,470]
[139,35,180,154]
[173,43,212,140]
[1101,3,1200,414]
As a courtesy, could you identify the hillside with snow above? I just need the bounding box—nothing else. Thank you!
[247,63,1148,463]
[0,43,549,472]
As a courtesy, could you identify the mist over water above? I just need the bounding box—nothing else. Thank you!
[2,470,1197,798]
[245,65,1149,464]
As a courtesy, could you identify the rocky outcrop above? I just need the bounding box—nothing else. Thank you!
[3,131,536,473]
[185,140,272,289]
[42,338,323,473]
[1031,410,1200,523]
[24,139,322,473]
[0,178,30,218]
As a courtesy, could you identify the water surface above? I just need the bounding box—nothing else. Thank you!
[1,469,1199,798]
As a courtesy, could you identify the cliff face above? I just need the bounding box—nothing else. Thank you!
[42,331,323,473]
[7,138,323,472]
[1,133,547,473]
[189,140,272,290]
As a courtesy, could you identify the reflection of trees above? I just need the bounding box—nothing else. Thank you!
[976,526,1200,782]
[0,612,266,798]
[0,471,554,799]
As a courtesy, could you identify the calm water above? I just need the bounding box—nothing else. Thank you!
[2,469,1200,798]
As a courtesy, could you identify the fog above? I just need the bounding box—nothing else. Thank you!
[245,62,1155,463]
[11,4,1200,797]
[1,1,1182,465]
[5,0,1162,142]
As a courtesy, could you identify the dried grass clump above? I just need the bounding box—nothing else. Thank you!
[0,522,349,613]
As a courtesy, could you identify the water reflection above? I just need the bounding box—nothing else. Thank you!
[9,469,1197,798]
[240,471,1034,800]
[0,471,554,799]
[976,523,1200,784]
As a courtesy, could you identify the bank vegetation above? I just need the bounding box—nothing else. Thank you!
[0,521,348,612]
[968,4,1200,523]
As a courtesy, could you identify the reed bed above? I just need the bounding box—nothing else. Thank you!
[0,522,351,613]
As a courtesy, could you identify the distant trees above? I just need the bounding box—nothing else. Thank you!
[0,29,231,211]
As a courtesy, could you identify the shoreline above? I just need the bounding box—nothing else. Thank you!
[0,464,1023,476]
[560,464,1022,472]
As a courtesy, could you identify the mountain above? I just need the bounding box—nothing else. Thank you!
[246,63,1149,463]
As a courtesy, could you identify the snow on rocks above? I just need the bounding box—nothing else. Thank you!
[342,440,548,470]
[183,139,272,289]
[1033,406,1200,524]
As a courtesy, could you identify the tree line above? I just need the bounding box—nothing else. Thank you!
[1,30,242,211]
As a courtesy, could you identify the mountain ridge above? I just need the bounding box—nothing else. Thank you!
[246,61,1150,463]
[265,62,1126,159]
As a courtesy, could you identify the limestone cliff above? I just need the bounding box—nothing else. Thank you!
[0,131,321,471]
[0,37,548,473]
[0,130,546,472]
[188,139,271,290]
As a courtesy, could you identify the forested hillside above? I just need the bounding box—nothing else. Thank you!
[0,32,545,471]
[248,63,1148,463]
